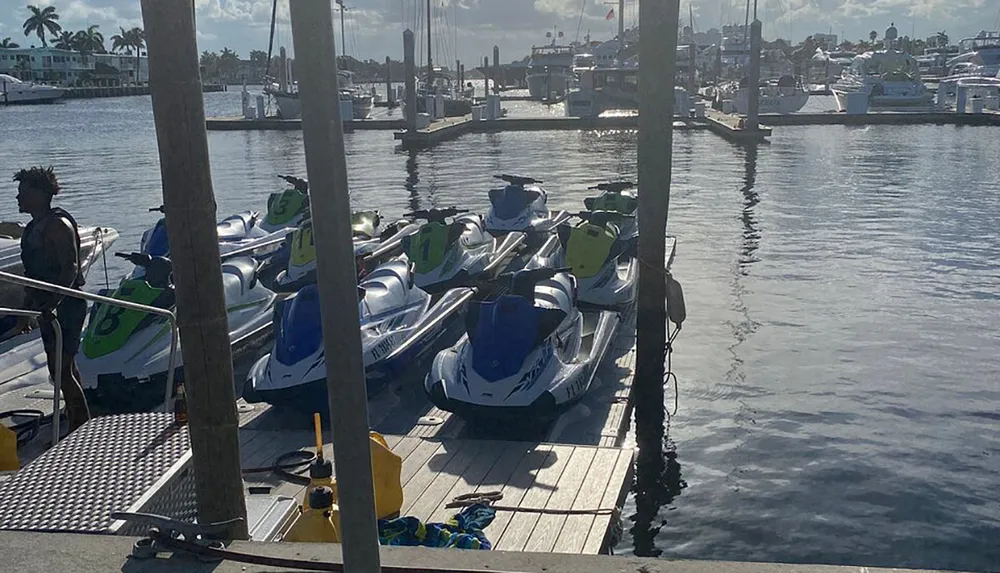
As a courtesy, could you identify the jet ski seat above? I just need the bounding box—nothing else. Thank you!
[488,185,543,220]
[222,258,259,294]
[217,212,258,241]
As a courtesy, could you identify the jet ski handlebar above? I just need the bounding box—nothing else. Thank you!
[148,206,166,213]
[494,174,543,186]
[403,207,469,223]
[277,174,309,192]
[587,181,635,192]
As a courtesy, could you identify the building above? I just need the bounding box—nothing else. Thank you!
[0,47,148,86]
[812,33,838,49]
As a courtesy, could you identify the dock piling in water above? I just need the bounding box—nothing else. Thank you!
[289,0,381,569]
[747,19,762,131]
[140,0,248,538]
[493,46,501,92]
[404,30,417,133]
[385,55,394,106]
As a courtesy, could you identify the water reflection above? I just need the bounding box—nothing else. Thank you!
[630,431,687,557]
[740,145,761,273]
[404,150,421,212]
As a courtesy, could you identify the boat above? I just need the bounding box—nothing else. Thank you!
[831,49,932,108]
[244,259,475,412]
[424,259,620,422]
[724,74,810,114]
[565,66,691,118]
[267,70,374,120]
[0,74,64,105]
[0,222,119,310]
[413,68,472,117]
[484,175,570,237]
[78,252,277,413]
[940,31,1000,79]
[525,30,576,101]
[398,208,526,294]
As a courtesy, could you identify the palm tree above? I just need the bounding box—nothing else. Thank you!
[54,30,75,50]
[1,37,21,49]
[22,5,62,48]
[73,25,105,54]
[110,27,129,53]
[219,47,239,81]
[869,30,878,44]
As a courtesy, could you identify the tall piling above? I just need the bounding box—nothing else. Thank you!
[385,55,394,106]
[289,1,380,571]
[483,56,489,100]
[635,0,678,471]
[493,46,500,92]
[139,0,248,539]
[404,30,417,133]
[747,19,762,130]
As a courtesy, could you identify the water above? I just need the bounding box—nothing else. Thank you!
[2,95,999,571]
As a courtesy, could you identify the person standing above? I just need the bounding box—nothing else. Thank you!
[13,166,91,433]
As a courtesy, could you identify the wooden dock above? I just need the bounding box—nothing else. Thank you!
[703,109,772,142]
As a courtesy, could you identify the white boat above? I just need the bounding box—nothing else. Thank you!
[525,32,576,101]
[0,74,64,105]
[722,75,809,114]
[566,67,691,118]
[831,50,932,108]
[939,31,1000,80]
[267,70,373,120]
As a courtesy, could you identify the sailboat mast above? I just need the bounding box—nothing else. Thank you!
[265,0,278,78]
[426,0,434,84]
[340,2,347,60]
[618,0,625,54]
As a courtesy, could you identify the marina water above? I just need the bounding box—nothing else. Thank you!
[1,92,998,571]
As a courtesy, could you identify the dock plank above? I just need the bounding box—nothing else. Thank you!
[402,440,487,518]
[493,444,574,552]
[399,438,445,486]
[482,444,554,546]
[401,441,461,508]
[552,447,620,554]
[522,446,598,553]
[428,441,528,524]
[582,448,634,554]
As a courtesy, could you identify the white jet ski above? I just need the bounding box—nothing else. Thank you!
[484,175,570,237]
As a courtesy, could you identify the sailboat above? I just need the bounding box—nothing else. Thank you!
[407,0,472,117]
[262,0,374,120]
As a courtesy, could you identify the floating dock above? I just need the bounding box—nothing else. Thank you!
[0,238,677,556]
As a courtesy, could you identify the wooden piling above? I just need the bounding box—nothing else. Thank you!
[493,46,500,93]
[483,56,490,99]
[404,30,417,133]
[139,0,248,539]
[385,55,394,106]
[289,1,380,570]
[635,0,678,463]
[747,19,762,130]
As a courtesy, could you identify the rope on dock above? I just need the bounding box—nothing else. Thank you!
[446,491,619,516]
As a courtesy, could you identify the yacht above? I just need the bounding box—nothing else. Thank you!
[565,66,691,118]
[942,31,1000,79]
[404,68,472,117]
[831,49,932,107]
[722,75,809,114]
[525,31,576,101]
[0,74,64,105]
[267,70,373,120]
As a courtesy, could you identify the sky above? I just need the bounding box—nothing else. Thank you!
[2,0,997,64]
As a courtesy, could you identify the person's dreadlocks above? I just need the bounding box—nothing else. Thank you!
[13,166,61,196]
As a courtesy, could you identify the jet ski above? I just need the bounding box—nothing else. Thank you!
[484,175,570,238]
[245,259,474,412]
[261,211,418,293]
[557,211,637,310]
[584,181,638,249]
[400,208,526,294]
[79,252,277,413]
[133,174,311,275]
[424,263,620,422]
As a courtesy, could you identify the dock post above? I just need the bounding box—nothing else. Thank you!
[385,55,394,106]
[635,0,678,486]
[278,46,288,92]
[747,19,762,130]
[404,30,417,133]
[289,1,381,571]
[493,45,500,93]
[139,0,248,539]
[687,38,696,97]
[483,56,490,100]
[456,59,462,88]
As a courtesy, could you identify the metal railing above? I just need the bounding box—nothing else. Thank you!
[0,270,181,435]
[0,307,61,446]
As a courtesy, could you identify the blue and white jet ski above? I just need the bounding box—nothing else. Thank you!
[584,181,638,249]
[400,208,526,294]
[484,175,570,237]
[79,252,276,413]
[424,260,620,421]
[245,259,473,412]
[557,211,637,310]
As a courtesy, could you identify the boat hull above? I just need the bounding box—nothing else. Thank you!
[526,69,575,100]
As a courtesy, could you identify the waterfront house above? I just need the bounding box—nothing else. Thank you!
[0,46,148,87]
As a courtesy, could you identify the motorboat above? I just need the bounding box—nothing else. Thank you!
[79,252,277,413]
[724,75,810,115]
[940,31,1000,80]
[526,31,576,101]
[566,67,691,118]
[268,70,374,120]
[245,259,475,412]
[408,68,473,118]
[0,74,64,105]
[831,49,932,107]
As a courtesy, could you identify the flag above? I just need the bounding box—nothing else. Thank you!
[605,8,615,20]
